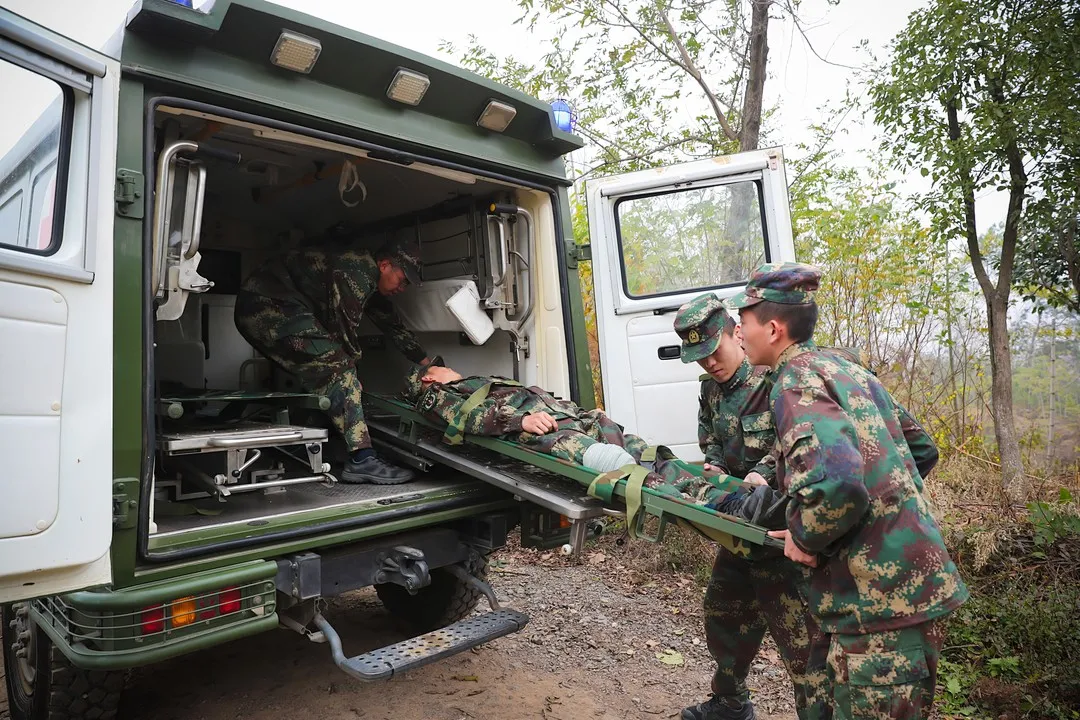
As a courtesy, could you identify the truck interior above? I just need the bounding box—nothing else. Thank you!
[145,101,578,552]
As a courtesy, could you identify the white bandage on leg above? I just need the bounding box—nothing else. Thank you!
[582,443,636,473]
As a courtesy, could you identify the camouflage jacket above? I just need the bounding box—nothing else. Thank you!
[239,244,426,362]
[770,341,968,634]
[816,347,940,481]
[414,376,580,437]
[698,358,776,482]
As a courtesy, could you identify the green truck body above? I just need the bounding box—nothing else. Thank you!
[0,1,797,715]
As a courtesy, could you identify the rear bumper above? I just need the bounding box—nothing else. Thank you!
[31,561,279,670]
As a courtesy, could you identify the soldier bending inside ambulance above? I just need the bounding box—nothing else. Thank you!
[235,238,430,485]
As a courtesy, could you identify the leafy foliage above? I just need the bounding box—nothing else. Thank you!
[868,0,1080,498]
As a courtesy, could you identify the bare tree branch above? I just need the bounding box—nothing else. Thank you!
[578,134,713,177]
[775,0,863,71]
[789,103,856,188]
[657,5,740,141]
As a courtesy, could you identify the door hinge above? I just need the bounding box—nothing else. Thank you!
[115,169,145,219]
[568,243,591,267]
[112,480,138,530]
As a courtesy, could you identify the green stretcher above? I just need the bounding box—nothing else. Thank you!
[364,393,786,554]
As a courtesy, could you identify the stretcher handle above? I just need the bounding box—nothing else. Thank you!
[208,431,304,447]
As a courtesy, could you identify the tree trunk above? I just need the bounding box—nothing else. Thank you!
[986,294,1027,499]
[946,97,1027,500]
[738,0,769,151]
[1047,314,1056,464]
[1060,217,1080,312]
[945,263,962,442]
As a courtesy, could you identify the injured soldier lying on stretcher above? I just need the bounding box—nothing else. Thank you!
[399,358,787,530]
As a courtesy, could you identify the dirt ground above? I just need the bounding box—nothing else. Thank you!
[2,534,797,720]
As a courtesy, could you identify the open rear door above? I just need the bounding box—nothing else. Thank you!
[585,149,796,460]
[0,8,119,601]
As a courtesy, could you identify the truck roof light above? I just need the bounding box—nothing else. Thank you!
[165,0,217,13]
[270,30,322,74]
[550,99,574,133]
[386,68,430,106]
[477,100,516,132]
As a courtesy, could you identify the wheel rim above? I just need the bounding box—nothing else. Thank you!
[9,603,38,698]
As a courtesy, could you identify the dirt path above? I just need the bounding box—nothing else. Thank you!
[3,535,797,720]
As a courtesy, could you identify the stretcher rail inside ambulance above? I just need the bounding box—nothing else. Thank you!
[363,393,787,551]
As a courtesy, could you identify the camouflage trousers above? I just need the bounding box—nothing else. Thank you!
[512,410,713,497]
[826,619,945,720]
[234,292,371,451]
[705,547,831,720]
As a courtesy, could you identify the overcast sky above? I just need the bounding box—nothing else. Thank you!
[4,0,1005,231]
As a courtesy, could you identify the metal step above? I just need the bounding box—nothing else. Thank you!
[314,609,528,681]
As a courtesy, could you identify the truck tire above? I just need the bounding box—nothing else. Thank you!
[2,604,125,720]
[374,553,489,633]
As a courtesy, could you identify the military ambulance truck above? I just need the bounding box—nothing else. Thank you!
[0,1,795,716]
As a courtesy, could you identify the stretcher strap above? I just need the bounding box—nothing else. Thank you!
[587,463,649,539]
[442,380,522,445]
[586,464,632,503]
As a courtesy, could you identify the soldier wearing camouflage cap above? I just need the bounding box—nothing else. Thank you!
[673,293,829,720]
[234,235,430,485]
[732,262,968,720]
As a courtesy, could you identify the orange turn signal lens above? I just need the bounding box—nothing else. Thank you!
[169,596,197,627]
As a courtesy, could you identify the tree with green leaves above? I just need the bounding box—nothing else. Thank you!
[870,0,1080,500]
[444,0,841,177]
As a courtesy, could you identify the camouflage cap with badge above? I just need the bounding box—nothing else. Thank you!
[401,355,445,402]
[673,293,731,363]
[379,237,423,285]
[724,261,821,310]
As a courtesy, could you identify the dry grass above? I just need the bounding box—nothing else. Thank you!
[600,454,1079,587]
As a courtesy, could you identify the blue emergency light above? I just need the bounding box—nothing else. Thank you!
[551,99,574,133]
[165,0,216,12]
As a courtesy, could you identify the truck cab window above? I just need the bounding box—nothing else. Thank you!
[615,181,767,298]
[0,57,67,254]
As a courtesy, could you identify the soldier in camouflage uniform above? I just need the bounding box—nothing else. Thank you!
[235,238,430,484]
[729,262,969,720]
[674,293,829,720]
[399,361,788,514]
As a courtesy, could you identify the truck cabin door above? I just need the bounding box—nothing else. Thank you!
[585,149,796,460]
[0,8,119,601]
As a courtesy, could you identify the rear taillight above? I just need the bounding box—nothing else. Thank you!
[140,605,165,635]
[197,594,218,621]
[219,587,242,615]
[141,586,244,634]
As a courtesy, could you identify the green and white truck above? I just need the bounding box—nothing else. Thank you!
[0,1,795,717]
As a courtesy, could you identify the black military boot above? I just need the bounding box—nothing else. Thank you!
[680,695,755,720]
[342,453,415,484]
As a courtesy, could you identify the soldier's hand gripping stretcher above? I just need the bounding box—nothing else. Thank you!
[400,359,791,531]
